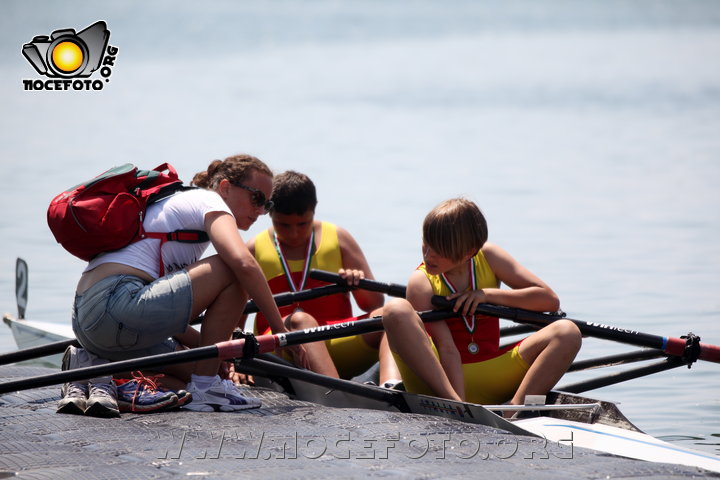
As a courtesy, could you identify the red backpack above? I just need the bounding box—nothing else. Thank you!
[47,163,208,275]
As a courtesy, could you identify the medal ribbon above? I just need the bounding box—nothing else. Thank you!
[439,257,478,335]
[273,228,315,292]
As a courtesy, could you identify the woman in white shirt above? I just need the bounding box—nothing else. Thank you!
[72,154,314,413]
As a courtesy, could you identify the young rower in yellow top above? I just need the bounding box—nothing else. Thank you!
[247,171,401,383]
[382,198,581,410]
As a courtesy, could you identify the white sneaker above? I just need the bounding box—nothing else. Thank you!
[183,377,262,412]
[382,379,404,390]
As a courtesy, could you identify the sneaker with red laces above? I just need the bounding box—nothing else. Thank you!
[116,372,179,413]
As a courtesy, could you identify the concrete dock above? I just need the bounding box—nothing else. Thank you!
[0,365,714,479]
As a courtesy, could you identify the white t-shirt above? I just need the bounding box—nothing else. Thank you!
[85,188,233,278]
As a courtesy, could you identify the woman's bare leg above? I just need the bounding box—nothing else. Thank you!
[185,256,250,377]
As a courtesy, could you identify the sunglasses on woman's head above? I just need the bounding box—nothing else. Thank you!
[230,182,274,212]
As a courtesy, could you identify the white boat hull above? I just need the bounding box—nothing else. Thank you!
[514,416,720,473]
[2,314,74,366]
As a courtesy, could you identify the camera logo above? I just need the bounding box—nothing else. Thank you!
[22,21,118,91]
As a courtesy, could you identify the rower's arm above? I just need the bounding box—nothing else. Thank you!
[481,243,560,312]
[206,212,287,335]
[237,238,256,331]
[337,226,384,312]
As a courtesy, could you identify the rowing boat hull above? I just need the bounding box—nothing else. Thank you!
[2,314,73,366]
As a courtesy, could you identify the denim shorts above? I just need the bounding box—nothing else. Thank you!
[72,270,193,361]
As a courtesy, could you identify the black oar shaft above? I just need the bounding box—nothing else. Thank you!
[558,357,686,394]
[430,296,720,365]
[0,344,221,394]
[314,271,720,365]
[0,338,79,365]
[315,270,720,365]
[500,324,538,338]
[266,309,454,349]
[242,283,350,314]
[568,349,667,372]
[308,269,407,298]
[432,295,661,346]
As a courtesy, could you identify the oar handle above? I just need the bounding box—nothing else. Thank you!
[431,295,720,365]
[308,269,407,298]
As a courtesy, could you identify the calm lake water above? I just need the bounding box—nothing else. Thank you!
[1,0,719,457]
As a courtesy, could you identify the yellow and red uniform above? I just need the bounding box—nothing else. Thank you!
[395,250,529,404]
[253,221,376,378]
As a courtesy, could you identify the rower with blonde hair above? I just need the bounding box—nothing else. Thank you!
[382,198,582,410]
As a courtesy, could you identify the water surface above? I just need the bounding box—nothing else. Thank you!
[1,0,718,456]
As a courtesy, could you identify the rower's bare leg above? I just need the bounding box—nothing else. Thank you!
[360,308,402,386]
[383,299,461,401]
[507,320,582,414]
[285,311,340,378]
[152,343,197,390]
[196,283,248,376]
[378,334,402,386]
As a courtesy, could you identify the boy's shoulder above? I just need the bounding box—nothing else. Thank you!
[478,242,504,260]
[247,228,273,253]
[408,268,432,290]
[406,269,435,308]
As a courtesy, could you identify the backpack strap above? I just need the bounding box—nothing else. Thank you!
[139,176,209,277]
[147,184,195,205]
[145,230,209,277]
[162,230,210,243]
